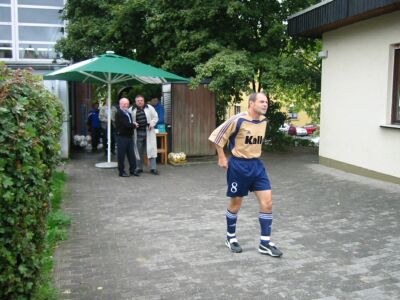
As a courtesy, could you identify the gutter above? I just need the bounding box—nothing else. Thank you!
[288,0,334,19]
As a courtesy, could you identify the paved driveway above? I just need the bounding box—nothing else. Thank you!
[55,150,400,299]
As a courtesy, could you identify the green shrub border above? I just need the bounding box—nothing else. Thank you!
[32,171,70,300]
[0,62,64,299]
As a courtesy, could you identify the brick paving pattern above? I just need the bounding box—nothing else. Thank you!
[54,150,400,299]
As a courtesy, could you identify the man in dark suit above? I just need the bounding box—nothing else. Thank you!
[115,98,137,177]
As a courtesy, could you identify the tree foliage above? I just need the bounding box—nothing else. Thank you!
[267,40,322,122]
[190,50,254,123]
[57,0,322,122]
[0,63,63,298]
[56,0,153,63]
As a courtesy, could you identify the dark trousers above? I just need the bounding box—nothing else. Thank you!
[116,136,136,175]
[102,126,115,154]
[91,127,101,151]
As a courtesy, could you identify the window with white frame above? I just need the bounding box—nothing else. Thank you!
[0,0,65,61]
[0,1,12,58]
[288,111,298,120]
[234,103,241,115]
[392,47,400,124]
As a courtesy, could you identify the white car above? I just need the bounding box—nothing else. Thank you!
[288,125,308,136]
[295,127,308,136]
[278,123,290,133]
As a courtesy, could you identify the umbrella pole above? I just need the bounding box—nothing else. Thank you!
[107,81,112,163]
[95,76,117,168]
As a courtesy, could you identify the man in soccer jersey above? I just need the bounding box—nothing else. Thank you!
[209,92,283,257]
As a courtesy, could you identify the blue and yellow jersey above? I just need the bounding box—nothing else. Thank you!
[209,112,267,159]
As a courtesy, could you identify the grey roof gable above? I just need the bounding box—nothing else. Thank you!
[288,0,400,38]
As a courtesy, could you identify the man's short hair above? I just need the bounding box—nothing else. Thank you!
[135,95,144,100]
[248,92,266,103]
[248,92,267,109]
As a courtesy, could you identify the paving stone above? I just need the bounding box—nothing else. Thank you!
[54,150,400,299]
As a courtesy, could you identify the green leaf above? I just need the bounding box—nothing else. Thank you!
[2,176,13,188]
[18,265,28,275]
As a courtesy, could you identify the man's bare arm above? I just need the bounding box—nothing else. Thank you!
[216,145,228,169]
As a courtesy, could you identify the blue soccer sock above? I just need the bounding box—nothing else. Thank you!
[259,212,273,246]
[226,209,238,242]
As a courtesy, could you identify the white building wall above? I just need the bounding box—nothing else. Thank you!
[320,11,400,178]
[2,0,69,158]
[43,79,70,159]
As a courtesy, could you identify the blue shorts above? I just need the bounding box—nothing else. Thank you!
[226,156,271,197]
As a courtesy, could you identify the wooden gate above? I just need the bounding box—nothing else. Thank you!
[169,84,216,156]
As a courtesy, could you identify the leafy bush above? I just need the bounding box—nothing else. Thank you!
[0,63,63,299]
[264,131,295,152]
[295,138,313,147]
[264,99,291,151]
[33,171,70,300]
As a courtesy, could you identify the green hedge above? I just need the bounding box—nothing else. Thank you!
[33,171,70,300]
[0,63,63,299]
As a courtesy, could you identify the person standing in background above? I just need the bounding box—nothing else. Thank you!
[149,97,164,127]
[131,95,159,175]
[87,102,101,152]
[99,102,117,155]
[115,98,137,177]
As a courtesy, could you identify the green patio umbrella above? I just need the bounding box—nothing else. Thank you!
[44,51,188,168]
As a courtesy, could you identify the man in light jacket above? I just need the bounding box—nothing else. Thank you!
[99,102,117,156]
[130,95,159,175]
